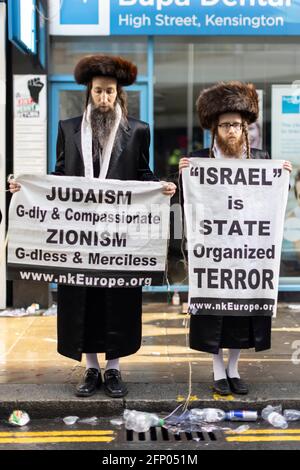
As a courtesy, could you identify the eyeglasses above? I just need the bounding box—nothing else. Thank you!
[218,122,243,131]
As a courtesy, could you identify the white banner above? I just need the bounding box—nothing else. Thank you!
[13,75,47,176]
[182,158,289,317]
[7,175,170,288]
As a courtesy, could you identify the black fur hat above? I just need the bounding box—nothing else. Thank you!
[196,81,259,129]
[74,54,137,86]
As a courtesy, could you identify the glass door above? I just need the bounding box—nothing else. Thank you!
[49,81,148,172]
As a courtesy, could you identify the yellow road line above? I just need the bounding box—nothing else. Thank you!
[0,436,114,444]
[213,393,235,401]
[176,395,199,402]
[0,430,114,437]
[226,429,300,435]
[226,436,300,443]
[271,328,300,332]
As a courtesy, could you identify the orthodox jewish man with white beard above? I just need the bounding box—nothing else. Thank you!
[10,54,176,398]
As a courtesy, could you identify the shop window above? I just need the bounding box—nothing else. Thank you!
[8,0,37,54]
[50,36,148,76]
[154,37,300,285]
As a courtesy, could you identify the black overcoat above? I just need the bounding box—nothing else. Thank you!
[52,115,158,361]
[186,148,273,353]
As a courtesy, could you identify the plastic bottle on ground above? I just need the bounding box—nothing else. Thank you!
[189,408,226,423]
[262,405,288,429]
[172,291,180,306]
[123,410,164,433]
[283,410,300,421]
[43,304,57,316]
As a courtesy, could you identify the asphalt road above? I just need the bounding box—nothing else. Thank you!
[0,417,300,453]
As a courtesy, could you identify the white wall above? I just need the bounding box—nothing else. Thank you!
[0,2,6,308]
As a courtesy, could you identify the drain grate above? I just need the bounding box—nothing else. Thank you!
[126,427,219,442]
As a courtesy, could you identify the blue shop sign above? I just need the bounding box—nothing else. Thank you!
[60,0,99,25]
[110,0,300,35]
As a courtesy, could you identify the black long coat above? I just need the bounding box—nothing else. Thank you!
[53,115,158,361]
[187,148,272,354]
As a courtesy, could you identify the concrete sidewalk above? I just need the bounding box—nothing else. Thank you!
[0,302,299,417]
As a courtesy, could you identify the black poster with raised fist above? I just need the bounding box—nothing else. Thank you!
[27,77,44,104]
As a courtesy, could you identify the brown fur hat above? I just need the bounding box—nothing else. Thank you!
[196,81,259,129]
[74,54,137,86]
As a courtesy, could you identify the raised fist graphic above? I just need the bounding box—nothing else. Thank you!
[27,77,44,104]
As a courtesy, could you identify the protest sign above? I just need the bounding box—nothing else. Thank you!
[182,159,289,317]
[7,175,170,288]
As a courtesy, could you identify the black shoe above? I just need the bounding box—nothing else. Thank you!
[213,378,231,396]
[75,368,102,397]
[103,369,128,398]
[226,372,249,395]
